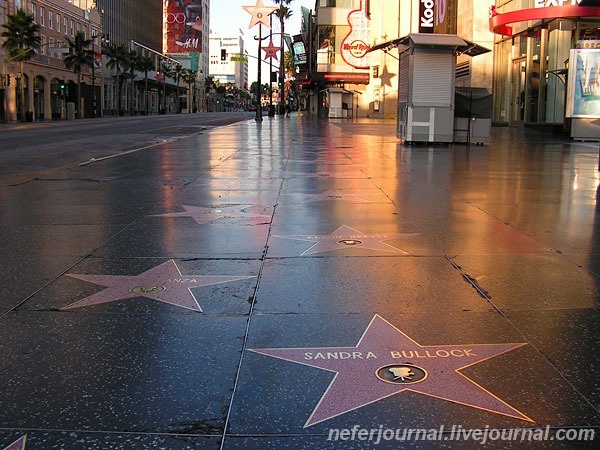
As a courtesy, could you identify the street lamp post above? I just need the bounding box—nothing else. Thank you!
[268,15,274,117]
[90,34,107,118]
[256,24,263,121]
[243,0,277,122]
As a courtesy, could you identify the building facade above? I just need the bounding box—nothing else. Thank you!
[490,0,600,128]
[70,0,166,116]
[163,0,209,113]
[304,0,494,119]
[71,0,163,51]
[1,0,101,122]
[209,35,247,89]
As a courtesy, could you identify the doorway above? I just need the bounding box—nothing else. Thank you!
[511,57,527,126]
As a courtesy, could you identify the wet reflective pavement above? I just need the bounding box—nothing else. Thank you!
[1,117,599,449]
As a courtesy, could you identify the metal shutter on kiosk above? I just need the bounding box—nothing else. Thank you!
[398,49,410,103]
[411,51,453,106]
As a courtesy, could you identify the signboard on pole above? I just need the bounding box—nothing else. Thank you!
[566,48,600,117]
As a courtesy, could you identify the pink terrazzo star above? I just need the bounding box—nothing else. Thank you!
[62,260,254,312]
[273,225,417,255]
[152,205,270,225]
[251,315,532,427]
[2,436,26,450]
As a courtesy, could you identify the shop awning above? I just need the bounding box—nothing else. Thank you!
[368,33,490,57]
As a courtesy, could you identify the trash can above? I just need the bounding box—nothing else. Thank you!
[67,102,76,120]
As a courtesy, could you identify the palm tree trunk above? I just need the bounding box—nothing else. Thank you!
[144,72,148,115]
[116,72,121,116]
[77,71,82,119]
[19,60,26,122]
[176,78,180,113]
[129,72,134,116]
[279,19,285,115]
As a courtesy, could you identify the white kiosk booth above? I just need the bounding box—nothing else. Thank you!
[324,88,354,119]
[369,34,489,143]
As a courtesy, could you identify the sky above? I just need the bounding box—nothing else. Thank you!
[210,0,316,82]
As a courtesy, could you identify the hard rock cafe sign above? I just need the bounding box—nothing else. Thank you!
[340,0,370,69]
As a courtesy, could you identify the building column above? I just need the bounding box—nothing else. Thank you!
[44,77,52,120]
[27,74,34,119]
[6,77,17,122]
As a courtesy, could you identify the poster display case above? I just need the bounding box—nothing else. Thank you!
[567,48,600,141]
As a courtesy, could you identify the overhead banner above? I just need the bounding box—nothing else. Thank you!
[165,0,203,53]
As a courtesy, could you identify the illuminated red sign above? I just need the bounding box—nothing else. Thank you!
[324,72,370,84]
[490,5,600,35]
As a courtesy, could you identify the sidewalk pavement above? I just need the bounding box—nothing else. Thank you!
[1,116,599,449]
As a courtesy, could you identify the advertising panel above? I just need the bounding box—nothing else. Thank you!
[292,35,307,65]
[567,48,600,118]
[165,0,203,54]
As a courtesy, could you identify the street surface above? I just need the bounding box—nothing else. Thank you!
[0,116,599,449]
[0,112,253,185]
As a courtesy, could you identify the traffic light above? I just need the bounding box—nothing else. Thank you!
[220,49,227,61]
[60,80,65,89]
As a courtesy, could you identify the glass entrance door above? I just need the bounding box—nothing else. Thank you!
[511,57,527,126]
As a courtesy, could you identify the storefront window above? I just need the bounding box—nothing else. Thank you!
[527,30,542,122]
[319,0,353,7]
[579,21,600,41]
[492,39,512,124]
[546,19,574,124]
[317,25,336,68]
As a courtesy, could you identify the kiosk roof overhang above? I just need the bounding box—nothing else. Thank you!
[368,33,490,57]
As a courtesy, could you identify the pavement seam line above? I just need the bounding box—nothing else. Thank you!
[218,129,292,449]
[0,207,156,318]
[444,255,600,417]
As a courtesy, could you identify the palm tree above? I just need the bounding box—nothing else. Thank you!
[274,0,293,114]
[125,49,140,116]
[204,76,216,111]
[137,55,155,115]
[181,68,197,113]
[1,9,41,122]
[160,61,175,114]
[104,43,128,116]
[173,63,183,113]
[63,31,95,119]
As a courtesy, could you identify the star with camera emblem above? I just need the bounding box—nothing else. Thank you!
[250,315,532,427]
